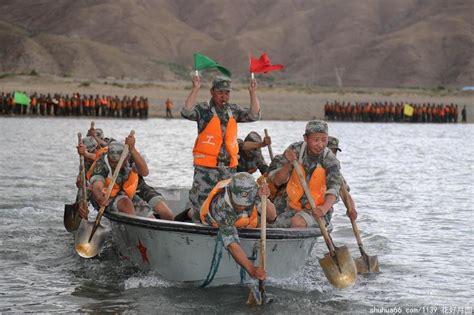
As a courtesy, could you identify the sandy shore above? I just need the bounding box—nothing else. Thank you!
[2,75,473,121]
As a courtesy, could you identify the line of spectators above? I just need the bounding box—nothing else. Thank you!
[0,92,149,119]
[324,101,464,123]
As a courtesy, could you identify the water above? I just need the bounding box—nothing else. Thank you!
[0,117,473,314]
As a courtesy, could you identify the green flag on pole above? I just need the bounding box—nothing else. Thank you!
[14,92,30,106]
[193,53,232,77]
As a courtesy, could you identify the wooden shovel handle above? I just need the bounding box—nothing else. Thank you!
[292,160,336,253]
[90,121,95,129]
[264,129,274,160]
[340,182,366,251]
[260,192,267,271]
[77,133,88,208]
[88,130,135,242]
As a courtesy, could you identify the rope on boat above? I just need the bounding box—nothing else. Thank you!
[199,231,224,288]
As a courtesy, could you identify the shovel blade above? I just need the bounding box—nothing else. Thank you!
[74,219,108,258]
[319,245,357,289]
[355,255,380,274]
[247,284,274,306]
[64,203,81,232]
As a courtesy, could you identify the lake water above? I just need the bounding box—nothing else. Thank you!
[0,117,473,314]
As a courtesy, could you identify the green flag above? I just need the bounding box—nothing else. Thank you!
[14,92,30,106]
[193,53,232,77]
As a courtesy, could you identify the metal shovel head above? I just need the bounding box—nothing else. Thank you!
[319,245,357,289]
[74,219,108,258]
[64,203,81,232]
[247,284,274,306]
[355,255,380,274]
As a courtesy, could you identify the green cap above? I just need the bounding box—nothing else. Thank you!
[305,120,328,134]
[244,131,262,143]
[95,128,104,139]
[229,172,257,206]
[212,76,232,91]
[83,136,98,153]
[327,136,341,152]
[107,141,125,162]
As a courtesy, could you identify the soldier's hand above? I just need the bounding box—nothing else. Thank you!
[192,75,201,89]
[77,143,87,156]
[263,136,271,147]
[125,134,136,152]
[248,78,257,93]
[79,203,89,219]
[284,148,297,163]
[346,208,358,221]
[311,206,326,219]
[258,182,270,198]
[249,266,266,280]
[87,128,96,137]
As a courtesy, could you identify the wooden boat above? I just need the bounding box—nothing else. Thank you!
[103,187,329,286]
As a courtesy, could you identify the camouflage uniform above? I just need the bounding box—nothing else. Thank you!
[89,143,152,217]
[202,172,262,248]
[136,175,167,217]
[328,136,350,192]
[236,132,268,174]
[270,120,343,228]
[181,77,261,214]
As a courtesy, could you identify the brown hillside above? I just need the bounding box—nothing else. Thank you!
[0,0,472,87]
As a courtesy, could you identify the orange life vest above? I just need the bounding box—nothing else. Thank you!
[86,147,109,180]
[200,179,258,228]
[104,170,138,199]
[286,145,327,211]
[193,107,238,168]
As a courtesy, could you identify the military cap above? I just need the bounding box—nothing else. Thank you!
[95,128,104,139]
[244,131,262,143]
[229,172,258,207]
[212,76,232,91]
[327,136,341,152]
[305,120,328,134]
[83,136,98,153]
[107,141,125,162]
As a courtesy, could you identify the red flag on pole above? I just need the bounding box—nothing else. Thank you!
[250,53,284,73]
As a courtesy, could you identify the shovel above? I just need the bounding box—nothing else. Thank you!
[64,132,89,232]
[75,130,134,258]
[292,160,357,289]
[247,182,273,305]
[340,182,379,273]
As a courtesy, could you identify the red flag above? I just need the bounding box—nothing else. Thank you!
[250,53,284,73]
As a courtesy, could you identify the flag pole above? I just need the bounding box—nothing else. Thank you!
[251,72,255,80]
[195,70,199,76]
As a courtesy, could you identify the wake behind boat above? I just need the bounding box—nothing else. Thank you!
[103,187,329,286]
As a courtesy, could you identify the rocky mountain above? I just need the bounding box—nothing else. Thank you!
[0,0,472,87]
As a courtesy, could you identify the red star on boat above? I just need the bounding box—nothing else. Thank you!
[136,239,149,264]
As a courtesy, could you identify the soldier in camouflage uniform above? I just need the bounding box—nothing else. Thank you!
[200,172,276,280]
[270,120,343,228]
[89,139,153,217]
[237,131,270,175]
[327,136,358,221]
[180,75,261,221]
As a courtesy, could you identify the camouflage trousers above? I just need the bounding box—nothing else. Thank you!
[269,207,333,228]
[188,165,236,222]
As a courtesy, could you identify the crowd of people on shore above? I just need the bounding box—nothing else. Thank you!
[0,91,150,118]
[71,75,360,282]
[324,100,467,123]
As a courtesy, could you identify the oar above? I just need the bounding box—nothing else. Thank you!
[264,129,274,160]
[75,130,134,258]
[64,133,87,232]
[292,160,357,289]
[340,182,379,273]
[247,184,269,305]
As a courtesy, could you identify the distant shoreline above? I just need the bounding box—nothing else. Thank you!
[2,75,473,122]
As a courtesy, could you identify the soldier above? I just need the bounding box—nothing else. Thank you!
[180,75,261,221]
[237,131,270,175]
[270,120,343,228]
[327,136,357,221]
[89,138,153,217]
[199,172,276,280]
[165,98,173,118]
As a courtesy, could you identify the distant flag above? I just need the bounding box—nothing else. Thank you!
[249,53,284,77]
[193,53,232,77]
[14,92,30,106]
[403,104,414,117]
